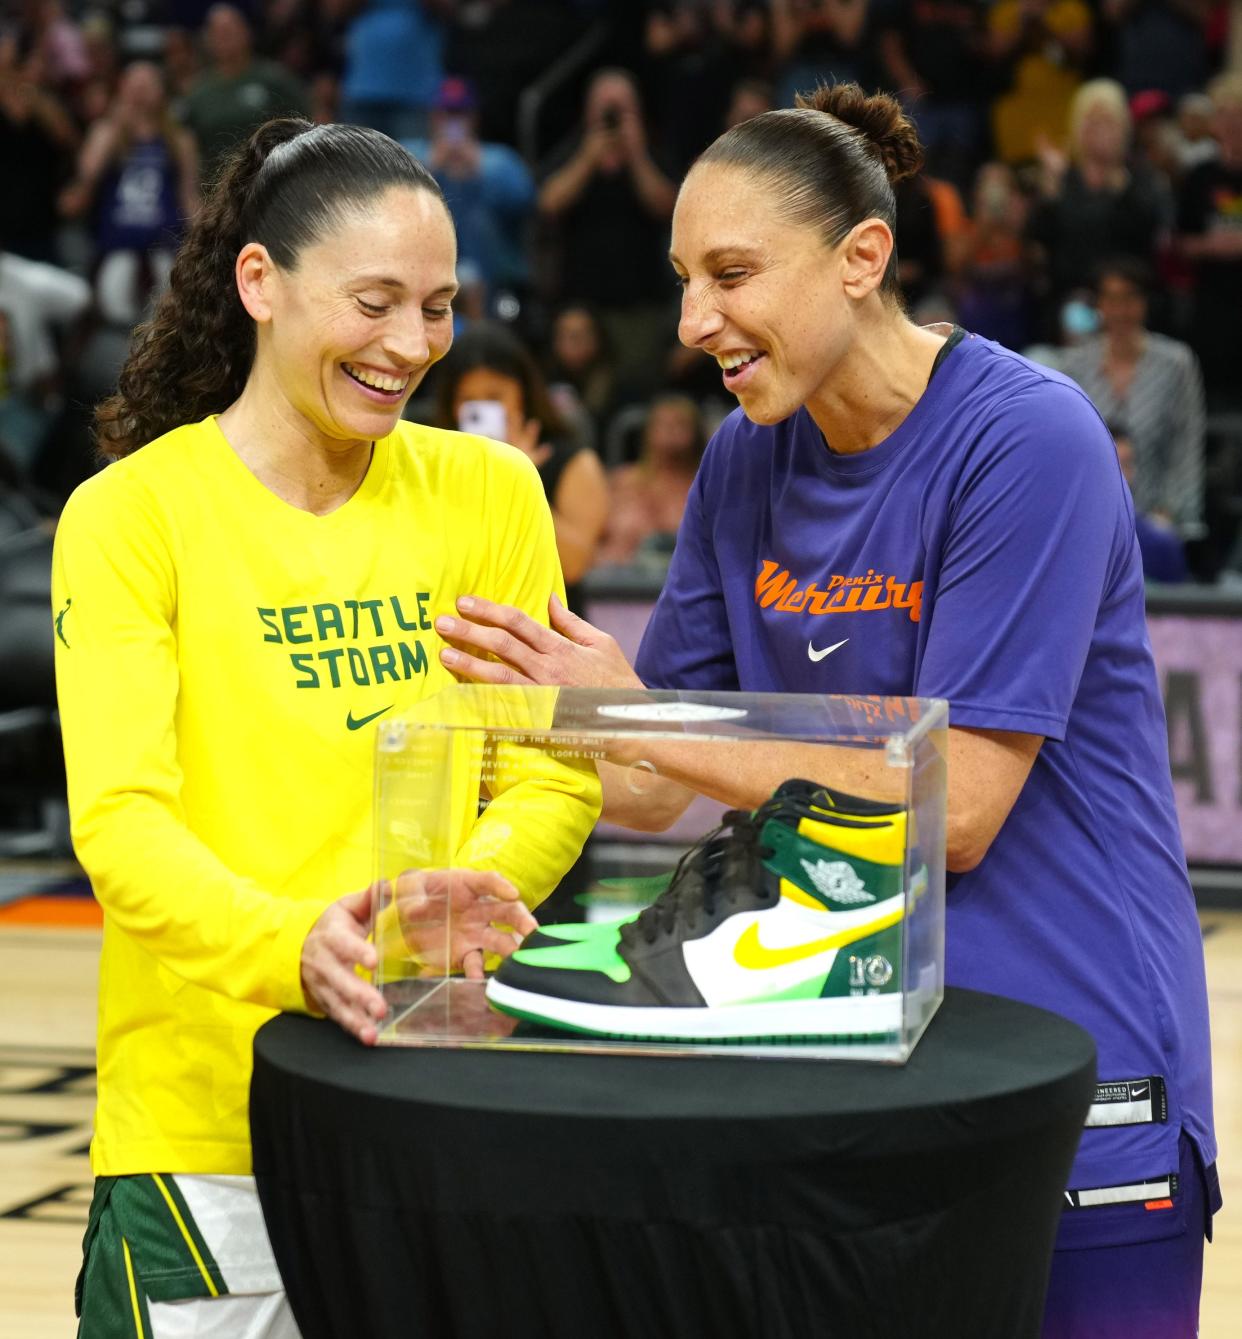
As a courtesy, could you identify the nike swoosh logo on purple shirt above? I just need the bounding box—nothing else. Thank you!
[807,638,849,662]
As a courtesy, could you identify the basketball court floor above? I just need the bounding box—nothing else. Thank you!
[1,868,1238,1337]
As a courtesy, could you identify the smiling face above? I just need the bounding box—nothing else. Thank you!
[670,163,863,425]
[245,185,457,449]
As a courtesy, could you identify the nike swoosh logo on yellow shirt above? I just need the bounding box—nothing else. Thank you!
[733,907,904,969]
[346,705,393,732]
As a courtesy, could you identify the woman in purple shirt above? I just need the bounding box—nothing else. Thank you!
[436,83,1217,1339]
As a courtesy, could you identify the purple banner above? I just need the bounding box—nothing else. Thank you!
[587,597,1242,867]
[1147,615,1242,865]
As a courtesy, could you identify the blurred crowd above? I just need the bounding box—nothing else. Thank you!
[2,0,1242,585]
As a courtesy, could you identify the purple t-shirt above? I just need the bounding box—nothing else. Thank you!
[636,333,1214,1237]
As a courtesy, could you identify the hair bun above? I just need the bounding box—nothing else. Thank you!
[795,84,924,185]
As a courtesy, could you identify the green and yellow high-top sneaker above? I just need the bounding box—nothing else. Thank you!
[485,779,913,1042]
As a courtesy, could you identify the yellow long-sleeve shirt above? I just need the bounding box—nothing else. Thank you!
[52,416,600,1175]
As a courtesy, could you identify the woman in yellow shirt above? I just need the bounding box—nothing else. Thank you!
[55,117,599,1338]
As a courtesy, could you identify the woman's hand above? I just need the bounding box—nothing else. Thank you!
[392,867,538,979]
[436,592,644,690]
[301,885,388,1046]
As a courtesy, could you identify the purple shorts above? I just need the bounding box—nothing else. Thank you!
[1041,1135,1220,1339]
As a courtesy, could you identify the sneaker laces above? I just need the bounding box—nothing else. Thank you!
[619,791,810,949]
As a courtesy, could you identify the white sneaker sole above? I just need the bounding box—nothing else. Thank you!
[484,979,902,1041]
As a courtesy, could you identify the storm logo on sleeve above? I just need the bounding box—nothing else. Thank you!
[754,562,923,623]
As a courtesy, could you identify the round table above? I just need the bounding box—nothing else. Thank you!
[251,986,1095,1339]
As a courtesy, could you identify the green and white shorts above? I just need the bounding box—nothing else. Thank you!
[76,1173,301,1339]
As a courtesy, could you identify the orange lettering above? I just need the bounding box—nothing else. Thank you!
[755,561,798,608]
[888,578,924,624]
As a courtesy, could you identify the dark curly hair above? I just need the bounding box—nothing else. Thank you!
[95,118,445,458]
[693,82,924,299]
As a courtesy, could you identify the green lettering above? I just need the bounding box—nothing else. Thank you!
[320,647,346,688]
[359,598,384,636]
[391,595,418,632]
[369,644,400,684]
[399,640,428,678]
[347,647,370,686]
[416,592,432,630]
[257,608,282,643]
[344,600,361,637]
[290,653,319,688]
[313,603,344,640]
[282,606,311,644]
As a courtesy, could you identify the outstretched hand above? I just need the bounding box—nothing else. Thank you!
[392,867,538,979]
[436,592,643,690]
[301,884,388,1046]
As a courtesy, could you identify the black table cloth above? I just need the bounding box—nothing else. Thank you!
[252,987,1096,1339]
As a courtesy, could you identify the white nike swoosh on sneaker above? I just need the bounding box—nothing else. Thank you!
[807,638,848,662]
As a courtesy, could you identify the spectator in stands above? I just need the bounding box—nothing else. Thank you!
[892,171,946,309]
[0,31,78,263]
[1127,89,1183,194]
[597,393,705,569]
[1175,71,1242,411]
[538,69,677,395]
[442,0,594,150]
[1110,421,1190,583]
[987,0,1091,166]
[1022,286,1101,369]
[0,309,48,478]
[1173,91,1219,175]
[724,76,774,130]
[1027,79,1168,323]
[22,0,89,94]
[434,322,609,599]
[877,0,991,190]
[180,5,311,180]
[1061,257,1205,536]
[0,244,90,467]
[59,61,199,328]
[645,1,768,173]
[76,11,121,126]
[163,26,200,104]
[1106,0,1211,103]
[403,77,535,305]
[949,161,1034,351]
[339,0,446,141]
[259,0,350,85]
[544,302,618,449]
[769,0,876,112]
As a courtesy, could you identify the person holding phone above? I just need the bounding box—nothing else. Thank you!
[537,69,678,391]
[55,118,599,1337]
[401,76,535,304]
[433,321,609,606]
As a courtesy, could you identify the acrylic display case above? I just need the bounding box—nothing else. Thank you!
[370,685,947,1062]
